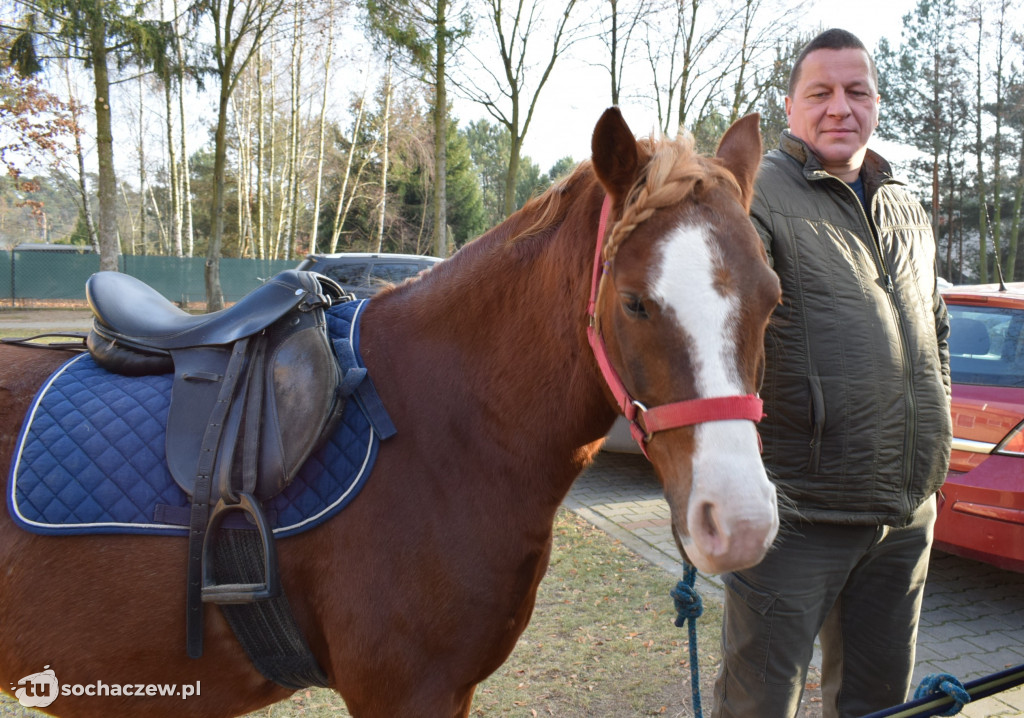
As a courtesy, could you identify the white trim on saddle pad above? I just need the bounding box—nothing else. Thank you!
[8,299,378,538]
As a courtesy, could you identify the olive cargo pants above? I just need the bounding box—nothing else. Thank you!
[711,496,936,718]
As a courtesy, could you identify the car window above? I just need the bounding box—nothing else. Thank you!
[947,303,1024,387]
[368,262,427,286]
[323,262,369,285]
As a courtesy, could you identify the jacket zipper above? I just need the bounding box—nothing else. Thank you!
[822,173,917,517]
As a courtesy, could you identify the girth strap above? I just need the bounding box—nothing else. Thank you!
[213,529,330,690]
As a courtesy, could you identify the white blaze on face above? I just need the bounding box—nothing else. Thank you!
[650,221,778,574]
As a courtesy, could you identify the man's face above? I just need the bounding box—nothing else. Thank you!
[785,48,880,181]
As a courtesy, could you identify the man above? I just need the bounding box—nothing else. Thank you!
[711,29,952,718]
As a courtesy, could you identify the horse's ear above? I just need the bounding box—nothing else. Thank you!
[591,107,639,202]
[714,113,762,212]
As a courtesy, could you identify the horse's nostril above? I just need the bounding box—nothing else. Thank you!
[701,502,719,541]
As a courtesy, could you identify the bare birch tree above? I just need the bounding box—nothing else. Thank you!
[375,50,393,251]
[309,0,336,254]
[459,0,584,216]
[330,80,370,252]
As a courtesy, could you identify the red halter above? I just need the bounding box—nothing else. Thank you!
[586,195,764,457]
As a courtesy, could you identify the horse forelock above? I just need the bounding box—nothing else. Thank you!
[604,134,742,265]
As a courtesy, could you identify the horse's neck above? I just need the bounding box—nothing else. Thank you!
[361,213,617,493]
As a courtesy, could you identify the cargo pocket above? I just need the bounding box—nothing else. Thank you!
[807,375,825,473]
[721,572,778,682]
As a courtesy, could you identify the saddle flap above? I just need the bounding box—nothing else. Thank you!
[255,316,343,498]
[165,346,234,496]
[165,310,343,503]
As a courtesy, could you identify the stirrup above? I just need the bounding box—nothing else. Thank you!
[201,492,280,604]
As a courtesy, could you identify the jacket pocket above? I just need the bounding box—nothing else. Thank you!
[807,375,825,473]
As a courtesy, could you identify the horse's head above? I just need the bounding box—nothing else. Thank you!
[589,107,781,574]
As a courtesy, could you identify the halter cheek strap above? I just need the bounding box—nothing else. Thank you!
[586,194,765,457]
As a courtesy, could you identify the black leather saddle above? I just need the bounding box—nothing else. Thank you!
[85,269,349,659]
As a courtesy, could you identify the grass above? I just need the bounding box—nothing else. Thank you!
[459,510,721,718]
[2,510,724,717]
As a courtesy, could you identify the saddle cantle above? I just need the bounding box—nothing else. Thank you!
[85,269,349,664]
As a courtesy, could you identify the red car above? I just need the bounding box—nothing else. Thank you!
[935,283,1024,572]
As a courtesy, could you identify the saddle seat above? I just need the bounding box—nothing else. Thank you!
[87,269,330,352]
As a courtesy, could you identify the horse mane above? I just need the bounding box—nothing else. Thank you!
[385,129,743,314]
[496,130,742,259]
[604,133,742,264]
[508,160,598,243]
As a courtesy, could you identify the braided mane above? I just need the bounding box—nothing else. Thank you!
[604,134,741,263]
[505,130,741,250]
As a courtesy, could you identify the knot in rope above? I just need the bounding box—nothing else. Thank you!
[671,563,704,718]
[913,673,971,716]
[670,580,703,627]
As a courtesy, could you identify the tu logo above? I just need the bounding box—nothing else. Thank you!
[11,666,59,708]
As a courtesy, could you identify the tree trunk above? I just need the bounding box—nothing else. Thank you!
[944,144,954,279]
[137,77,147,255]
[375,53,392,252]
[173,0,195,257]
[63,60,98,251]
[90,16,120,272]
[310,0,334,255]
[990,3,1007,282]
[256,45,266,260]
[974,15,988,283]
[504,132,521,216]
[675,0,699,133]
[205,81,231,312]
[330,87,367,253]
[269,41,282,259]
[432,0,448,257]
[285,4,303,260]
[1007,138,1024,281]
[164,76,182,257]
[149,184,169,251]
[232,78,257,259]
[609,0,618,104]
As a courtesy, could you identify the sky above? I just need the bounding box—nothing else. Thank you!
[495,0,921,171]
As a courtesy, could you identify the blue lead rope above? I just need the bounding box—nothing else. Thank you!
[913,673,971,716]
[671,562,705,718]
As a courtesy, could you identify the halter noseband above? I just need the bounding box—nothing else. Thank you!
[586,194,764,457]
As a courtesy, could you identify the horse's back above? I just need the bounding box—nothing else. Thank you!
[0,345,69,471]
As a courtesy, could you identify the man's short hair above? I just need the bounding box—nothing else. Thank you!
[788,28,878,97]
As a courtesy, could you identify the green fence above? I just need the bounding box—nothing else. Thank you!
[1,251,295,305]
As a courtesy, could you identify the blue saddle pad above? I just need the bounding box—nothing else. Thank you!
[8,299,379,538]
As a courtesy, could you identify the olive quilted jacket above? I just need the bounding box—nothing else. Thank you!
[752,131,952,526]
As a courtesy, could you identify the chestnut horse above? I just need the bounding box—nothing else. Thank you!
[0,108,780,717]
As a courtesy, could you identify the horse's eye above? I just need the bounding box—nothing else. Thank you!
[622,294,650,320]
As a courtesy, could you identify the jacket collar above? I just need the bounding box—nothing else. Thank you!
[777,131,899,193]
